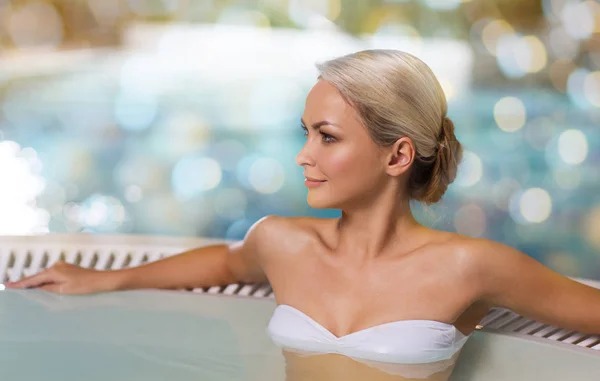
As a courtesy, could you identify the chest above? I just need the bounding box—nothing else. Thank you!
[267,251,473,338]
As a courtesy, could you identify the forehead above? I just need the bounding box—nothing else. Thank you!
[303,79,361,126]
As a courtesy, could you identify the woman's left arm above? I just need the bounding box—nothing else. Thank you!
[469,239,600,335]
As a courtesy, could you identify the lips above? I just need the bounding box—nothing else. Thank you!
[304,177,326,188]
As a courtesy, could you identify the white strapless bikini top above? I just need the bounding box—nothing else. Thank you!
[266,304,472,365]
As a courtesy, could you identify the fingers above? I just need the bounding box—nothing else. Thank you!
[5,269,54,289]
[4,262,89,295]
[5,261,71,289]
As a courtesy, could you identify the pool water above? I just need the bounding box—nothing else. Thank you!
[2,288,600,380]
[2,289,465,381]
[0,290,285,381]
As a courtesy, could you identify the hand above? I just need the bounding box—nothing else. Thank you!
[4,261,117,295]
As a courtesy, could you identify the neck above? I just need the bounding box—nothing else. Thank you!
[334,196,424,262]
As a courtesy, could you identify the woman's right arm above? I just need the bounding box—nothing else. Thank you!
[4,216,274,295]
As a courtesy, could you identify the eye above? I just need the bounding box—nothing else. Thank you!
[300,124,308,137]
[321,132,335,143]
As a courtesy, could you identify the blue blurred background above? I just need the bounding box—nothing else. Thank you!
[0,0,598,280]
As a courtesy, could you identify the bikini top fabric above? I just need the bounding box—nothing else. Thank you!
[267,304,472,366]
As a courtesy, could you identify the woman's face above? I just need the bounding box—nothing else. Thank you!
[296,79,389,209]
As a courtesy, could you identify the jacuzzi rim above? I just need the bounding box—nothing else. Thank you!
[476,328,600,358]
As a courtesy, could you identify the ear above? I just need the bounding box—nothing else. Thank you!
[385,137,415,177]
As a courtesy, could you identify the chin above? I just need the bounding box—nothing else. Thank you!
[306,193,343,209]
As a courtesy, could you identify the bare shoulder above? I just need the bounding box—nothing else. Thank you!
[452,236,576,291]
[435,235,517,285]
[247,215,334,258]
[443,236,600,334]
[435,233,486,265]
[442,236,541,281]
[425,232,483,280]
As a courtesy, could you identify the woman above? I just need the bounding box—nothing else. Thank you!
[6,50,600,379]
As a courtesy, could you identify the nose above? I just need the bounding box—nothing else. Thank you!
[295,141,315,167]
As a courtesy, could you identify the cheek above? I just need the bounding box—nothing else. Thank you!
[321,146,378,179]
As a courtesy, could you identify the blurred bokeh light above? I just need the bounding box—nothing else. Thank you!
[0,0,598,279]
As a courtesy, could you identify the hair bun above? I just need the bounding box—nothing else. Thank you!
[417,116,463,204]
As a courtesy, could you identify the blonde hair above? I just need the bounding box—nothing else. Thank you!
[316,49,463,205]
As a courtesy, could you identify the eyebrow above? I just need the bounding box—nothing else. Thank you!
[300,118,340,129]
